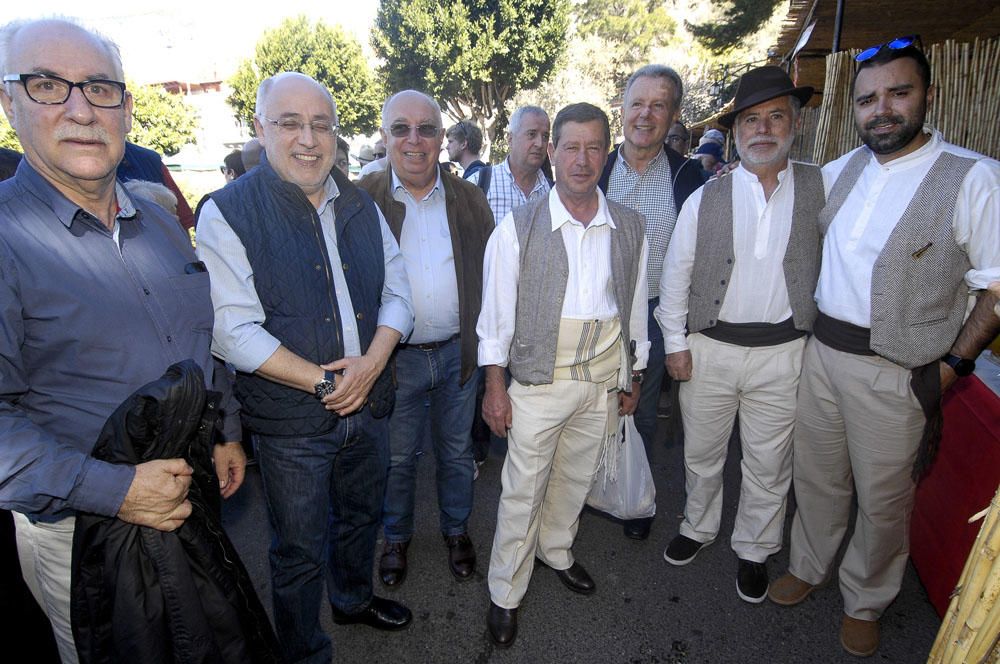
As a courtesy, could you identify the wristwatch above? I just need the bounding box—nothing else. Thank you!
[314,369,338,400]
[941,353,976,377]
[631,370,645,385]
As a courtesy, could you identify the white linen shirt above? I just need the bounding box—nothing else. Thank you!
[656,163,799,354]
[477,187,650,369]
[196,175,413,373]
[816,128,1000,327]
[392,168,461,344]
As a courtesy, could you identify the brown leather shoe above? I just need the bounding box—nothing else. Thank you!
[444,533,476,580]
[767,572,818,606]
[840,615,879,657]
[487,601,517,648]
[379,540,409,587]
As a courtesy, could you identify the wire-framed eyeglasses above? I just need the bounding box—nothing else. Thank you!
[258,115,339,136]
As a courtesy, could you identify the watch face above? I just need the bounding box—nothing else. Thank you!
[954,359,975,376]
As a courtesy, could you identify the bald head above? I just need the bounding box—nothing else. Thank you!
[255,72,337,120]
[381,90,442,129]
[380,89,444,195]
[0,19,124,80]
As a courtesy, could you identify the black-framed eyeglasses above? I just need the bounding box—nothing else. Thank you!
[3,73,127,108]
[258,114,338,136]
[388,123,440,139]
[666,135,686,144]
[855,35,922,62]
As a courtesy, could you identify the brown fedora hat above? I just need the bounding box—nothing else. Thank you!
[717,66,813,129]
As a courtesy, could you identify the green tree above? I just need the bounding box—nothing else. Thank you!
[372,0,569,150]
[228,16,381,137]
[127,82,199,156]
[0,113,20,151]
[575,0,676,92]
[687,0,783,54]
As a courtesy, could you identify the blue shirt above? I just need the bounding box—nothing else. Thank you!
[0,160,239,520]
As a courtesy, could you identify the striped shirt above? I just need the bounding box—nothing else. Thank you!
[468,158,551,224]
[606,148,677,298]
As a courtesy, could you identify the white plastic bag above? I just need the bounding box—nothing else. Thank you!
[586,414,656,519]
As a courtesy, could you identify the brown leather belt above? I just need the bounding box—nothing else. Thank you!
[400,333,460,351]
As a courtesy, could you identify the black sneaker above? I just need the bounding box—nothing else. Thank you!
[662,534,712,566]
[736,559,768,603]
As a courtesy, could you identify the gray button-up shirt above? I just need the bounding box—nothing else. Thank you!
[0,160,240,520]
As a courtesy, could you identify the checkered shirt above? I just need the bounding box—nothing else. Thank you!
[606,148,677,298]
[469,158,551,224]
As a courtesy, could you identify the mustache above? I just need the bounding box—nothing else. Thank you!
[53,126,110,143]
[864,114,904,130]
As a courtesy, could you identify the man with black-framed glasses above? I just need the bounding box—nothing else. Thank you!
[0,18,248,663]
[197,72,415,662]
[359,89,494,592]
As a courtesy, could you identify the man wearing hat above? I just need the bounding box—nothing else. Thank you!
[768,40,999,657]
[693,141,724,181]
[655,66,822,603]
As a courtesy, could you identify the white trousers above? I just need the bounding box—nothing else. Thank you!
[678,333,806,562]
[13,511,79,664]
[788,337,924,621]
[488,379,616,609]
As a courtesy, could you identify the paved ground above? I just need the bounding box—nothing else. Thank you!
[221,412,941,663]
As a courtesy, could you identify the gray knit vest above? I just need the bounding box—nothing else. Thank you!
[819,149,977,369]
[687,162,823,335]
[508,195,644,385]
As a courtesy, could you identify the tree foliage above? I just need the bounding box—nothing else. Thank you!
[576,0,676,89]
[127,83,199,156]
[0,113,20,152]
[227,16,381,137]
[372,0,570,149]
[687,0,783,54]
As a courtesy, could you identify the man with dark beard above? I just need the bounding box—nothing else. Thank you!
[767,40,1000,658]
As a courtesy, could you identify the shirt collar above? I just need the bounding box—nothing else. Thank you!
[15,159,138,228]
[733,160,791,187]
[548,187,614,231]
[315,174,340,216]
[616,144,665,174]
[501,157,548,192]
[391,166,443,201]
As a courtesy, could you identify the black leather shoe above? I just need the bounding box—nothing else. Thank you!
[331,596,412,631]
[623,517,652,540]
[487,601,517,647]
[379,540,409,587]
[444,533,476,580]
[553,561,596,595]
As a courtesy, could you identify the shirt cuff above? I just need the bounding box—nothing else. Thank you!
[632,340,650,371]
[72,458,135,517]
[664,332,690,355]
[965,267,1000,291]
[226,333,282,374]
[477,340,509,368]
[377,301,415,339]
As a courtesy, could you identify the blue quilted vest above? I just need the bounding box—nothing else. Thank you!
[211,158,391,436]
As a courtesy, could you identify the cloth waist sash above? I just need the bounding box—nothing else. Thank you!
[552,316,624,387]
[700,317,805,347]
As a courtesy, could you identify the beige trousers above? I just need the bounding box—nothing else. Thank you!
[14,512,79,664]
[488,379,617,609]
[678,333,806,562]
[788,337,924,620]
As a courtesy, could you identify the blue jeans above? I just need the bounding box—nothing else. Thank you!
[255,410,388,664]
[634,298,667,456]
[382,338,478,542]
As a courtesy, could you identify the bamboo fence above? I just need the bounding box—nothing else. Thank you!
[928,482,1000,664]
[812,38,1000,165]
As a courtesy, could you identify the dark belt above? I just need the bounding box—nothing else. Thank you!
[400,332,460,351]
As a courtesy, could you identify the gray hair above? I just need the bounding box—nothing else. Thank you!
[623,64,684,109]
[255,72,337,119]
[381,89,442,129]
[0,18,124,80]
[508,105,549,136]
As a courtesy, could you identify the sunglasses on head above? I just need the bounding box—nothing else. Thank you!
[855,35,922,62]
[388,123,440,138]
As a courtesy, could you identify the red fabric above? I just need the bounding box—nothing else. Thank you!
[911,375,1000,616]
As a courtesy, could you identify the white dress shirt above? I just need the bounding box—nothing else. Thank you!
[656,163,799,355]
[196,175,413,373]
[392,169,461,344]
[477,187,650,369]
[816,127,1000,327]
